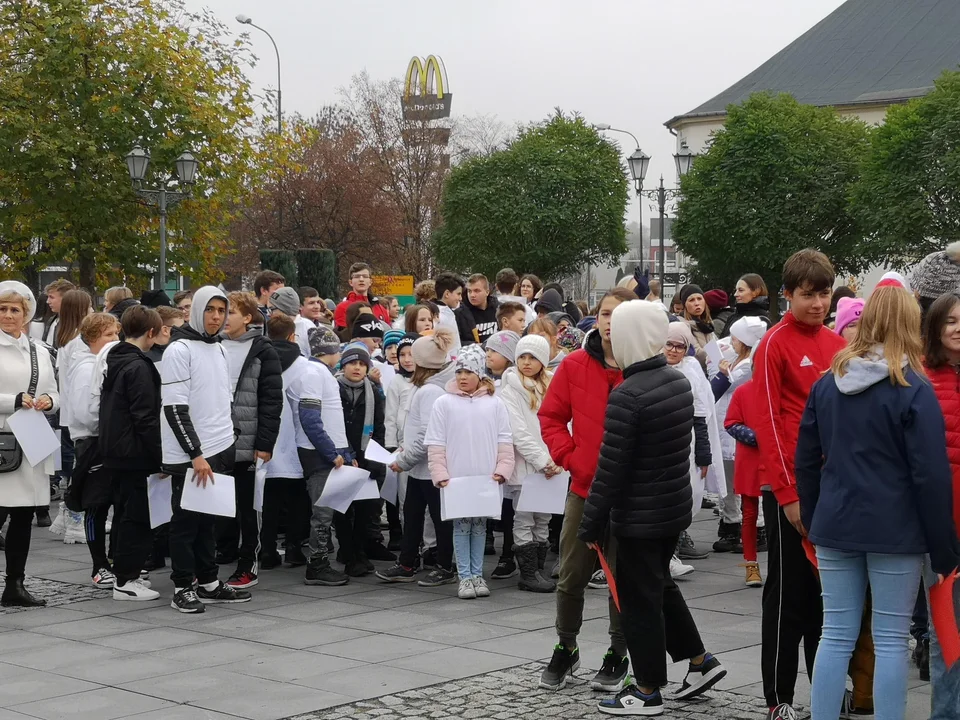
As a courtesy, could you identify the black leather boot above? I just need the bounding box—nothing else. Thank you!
[1,577,47,608]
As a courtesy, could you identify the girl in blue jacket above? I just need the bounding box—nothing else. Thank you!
[796,284,959,720]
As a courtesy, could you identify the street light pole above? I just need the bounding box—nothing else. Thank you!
[237,15,282,236]
[125,147,198,291]
[656,177,667,288]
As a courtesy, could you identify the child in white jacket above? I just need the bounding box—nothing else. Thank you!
[384,332,418,549]
[499,335,563,593]
[425,345,514,600]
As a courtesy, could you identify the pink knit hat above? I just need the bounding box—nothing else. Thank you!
[835,297,865,336]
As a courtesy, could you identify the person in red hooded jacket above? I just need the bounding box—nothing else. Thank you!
[922,290,960,718]
[537,287,633,693]
[333,262,391,329]
[752,249,847,719]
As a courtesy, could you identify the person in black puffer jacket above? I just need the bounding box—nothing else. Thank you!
[578,300,726,715]
[98,306,163,598]
[216,292,283,584]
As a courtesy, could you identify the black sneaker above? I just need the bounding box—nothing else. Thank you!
[171,587,204,613]
[840,689,874,717]
[767,704,798,720]
[345,559,370,577]
[365,543,397,562]
[700,496,717,510]
[387,532,403,552]
[919,637,930,681]
[376,564,419,583]
[284,546,308,567]
[672,653,726,700]
[591,649,629,692]
[417,567,457,587]
[539,643,581,690]
[712,522,743,553]
[598,684,663,716]
[196,581,252,604]
[304,559,349,586]
[491,557,518,580]
[259,551,282,570]
[677,531,709,560]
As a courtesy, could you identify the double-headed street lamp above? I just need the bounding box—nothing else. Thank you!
[125,147,199,290]
[596,124,697,287]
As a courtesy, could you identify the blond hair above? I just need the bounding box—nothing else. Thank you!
[79,313,120,346]
[0,290,31,321]
[104,286,133,306]
[831,285,924,387]
[520,366,552,410]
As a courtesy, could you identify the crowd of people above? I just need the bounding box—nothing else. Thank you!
[1,249,960,719]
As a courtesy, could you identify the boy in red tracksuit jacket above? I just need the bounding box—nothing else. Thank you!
[537,287,632,693]
[752,249,846,719]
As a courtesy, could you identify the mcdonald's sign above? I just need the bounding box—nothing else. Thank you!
[401,55,452,121]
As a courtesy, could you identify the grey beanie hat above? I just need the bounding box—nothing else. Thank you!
[308,326,341,357]
[484,329,521,363]
[910,243,960,300]
[269,286,301,316]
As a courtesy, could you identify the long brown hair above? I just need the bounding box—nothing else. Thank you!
[404,304,433,333]
[923,292,960,370]
[739,273,768,299]
[411,365,441,387]
[56,289,92,348]
[832,285,924,387]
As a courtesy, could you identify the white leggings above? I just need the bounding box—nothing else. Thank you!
[514,510,550,545]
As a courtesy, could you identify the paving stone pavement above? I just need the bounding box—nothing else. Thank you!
[0,508,934,719]
[286,662,783,719]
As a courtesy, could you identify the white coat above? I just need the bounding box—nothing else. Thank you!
[715,357,753,461]
[0,330,59,507]
[677,356,726,511]
[384,375,413,449]
[498,367,553,487]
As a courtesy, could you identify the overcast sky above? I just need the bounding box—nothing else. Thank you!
[184,0,846,225]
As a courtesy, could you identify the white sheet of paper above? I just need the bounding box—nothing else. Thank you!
[180,469,236,518]
[354,479,380,501]
[380,468,399,504]
[440,475,503,521]
[147,474,173,529]
[53,429,62,472]
[516,471,570,515]
[254,458,266,513]
[317,465,371,513]
[703,340,723,377]
[6,408,60,467]
[364,439,397,466]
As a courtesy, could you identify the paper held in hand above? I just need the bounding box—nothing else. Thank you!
[146,474,173,529]
[364,439,397,466]
[6,408,59,467]
[253,458,267,513]
[380,468,399,504]
[180,469,236,518]
[440,475,503,521]
[316,465,371,513]
[516,471,569,515]
[703,340,723,378]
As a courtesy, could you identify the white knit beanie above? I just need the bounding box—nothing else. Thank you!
[514,334,551,368]
[729,317,767,348]
[411,327,455,369]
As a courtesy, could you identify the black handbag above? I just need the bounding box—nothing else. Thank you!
[0,339,40,474]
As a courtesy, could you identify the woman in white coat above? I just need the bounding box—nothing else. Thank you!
[499,335,564,592]
[0,281,59,607]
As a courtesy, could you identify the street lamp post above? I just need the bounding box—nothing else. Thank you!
[237,14,283,235]
[125,147,199,290]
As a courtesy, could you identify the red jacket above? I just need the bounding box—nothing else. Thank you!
[752,312,846,506]
[538,331,622,499]
[924,363,960,537]
[724,381,763,497]
[334,291,391,329]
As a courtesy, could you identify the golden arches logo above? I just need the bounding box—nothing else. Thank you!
[404,55,447,99]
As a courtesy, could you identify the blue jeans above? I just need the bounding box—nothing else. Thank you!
[811,547,921,720]
[924,557,960,719]
[453,517,486,579]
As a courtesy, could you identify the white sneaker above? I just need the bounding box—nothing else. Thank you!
[473,576,490,597]
[92,568,116,588]
[48,503,66,536]
[458,577,477,599]
[113,579,159,602]
[670,555,695,579]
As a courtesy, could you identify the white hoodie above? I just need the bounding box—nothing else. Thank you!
[64,351,98,440]
[160,286,234,464]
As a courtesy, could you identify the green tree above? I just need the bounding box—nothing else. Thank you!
[259,250,298,288]
[431,112,628,281]
[296,249,337,300]
[852,69,960,265]
[673,93,871,294]
[0,0,256,290]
